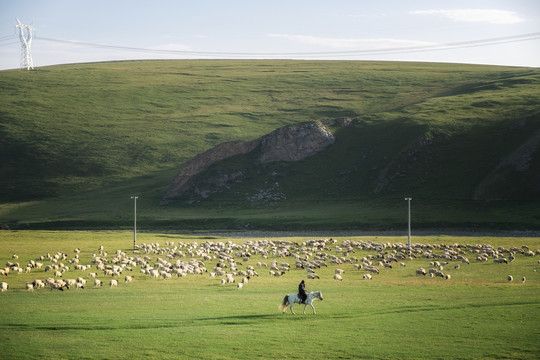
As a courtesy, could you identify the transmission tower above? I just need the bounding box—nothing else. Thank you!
[16,18,35,70]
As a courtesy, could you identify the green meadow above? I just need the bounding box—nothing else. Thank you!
[0,231,538,359]
[1,60,539,230]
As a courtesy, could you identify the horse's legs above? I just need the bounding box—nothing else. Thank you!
[290,304,295,315]
[303,304,308,315]
[310,303,316,314]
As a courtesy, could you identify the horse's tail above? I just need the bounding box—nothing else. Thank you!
[279,295,289,313]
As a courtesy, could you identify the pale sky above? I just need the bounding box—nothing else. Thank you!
[1,0,539,70]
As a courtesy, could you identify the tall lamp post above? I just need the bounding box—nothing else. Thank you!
[405,197,412,250]
[131,196,138,251]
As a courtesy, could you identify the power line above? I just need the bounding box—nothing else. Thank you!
[36,32,540,58]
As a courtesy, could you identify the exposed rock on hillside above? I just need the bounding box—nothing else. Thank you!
[162,119,349,204]
[474,128,540,200]
[373,134,433,194]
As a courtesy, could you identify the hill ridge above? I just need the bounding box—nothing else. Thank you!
[0,60,539,230]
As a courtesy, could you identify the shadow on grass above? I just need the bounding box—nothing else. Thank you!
[196,313,319,324]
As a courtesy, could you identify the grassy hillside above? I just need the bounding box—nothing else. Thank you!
[0,60,539,230]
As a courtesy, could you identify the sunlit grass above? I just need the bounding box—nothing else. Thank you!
[0,231,538,359]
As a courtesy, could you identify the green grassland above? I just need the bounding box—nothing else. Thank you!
[0,231,539,359]
[1,60,540,230]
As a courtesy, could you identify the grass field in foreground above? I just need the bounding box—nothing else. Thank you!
[0,231,539,359]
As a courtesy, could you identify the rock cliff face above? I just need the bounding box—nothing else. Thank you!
[473,128,540,200]
[162,119,348,204]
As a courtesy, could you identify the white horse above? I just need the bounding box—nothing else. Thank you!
[279,291,323,315]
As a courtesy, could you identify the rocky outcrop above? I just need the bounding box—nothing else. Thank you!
[162,140,259,203]
[162,120,347,204]
[258,121,335,163]
[474,129,540,200]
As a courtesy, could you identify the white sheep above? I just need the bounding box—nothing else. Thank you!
[125,275,133,283]
[0,282,8,292]
[334,274,343,281]
[416,268,426,276]
[335,268,344,275]
[26,282,34,291]
[109,279,118,287]
[507,275,513,282]
[521,276,526,283]
[50,280,68,291]
[162,272,172,280]
[236,282,243,289]
[363,273,372,280]
[94,279,103,287]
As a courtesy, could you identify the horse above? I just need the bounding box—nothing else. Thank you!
[279,291,323,314]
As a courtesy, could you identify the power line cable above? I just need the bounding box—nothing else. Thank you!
[36,32,540,58]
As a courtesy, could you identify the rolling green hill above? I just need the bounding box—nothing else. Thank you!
[0,60,539,230]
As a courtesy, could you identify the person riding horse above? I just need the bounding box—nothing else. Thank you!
[298,280,307,304]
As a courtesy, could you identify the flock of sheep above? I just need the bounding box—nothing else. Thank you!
[0,237,538,293]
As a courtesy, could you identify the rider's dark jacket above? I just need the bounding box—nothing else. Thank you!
[298,281,307,302]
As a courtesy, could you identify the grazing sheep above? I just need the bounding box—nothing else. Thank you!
[94,279,103,287]
[50,280,68,291]
[162,272,172,280]
[435,271,445,278]
[335,268,344,275]
[307,273,320,279]
[416,268,426,276]
[454,264,461,270]
[363,273,372,280]
[445,274,451,280]
[507,275,513,282]
[365,266,380,274]
[26,282,34,291]
[125,275,133,283]
[109,279,118,287]
[521,276,526,283]
[333,274,343,281]
[0,282,8,292]
[236,282,243,290]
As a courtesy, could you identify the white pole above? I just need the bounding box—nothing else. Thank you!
[405,197,412,250]
[131,196,138,250]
